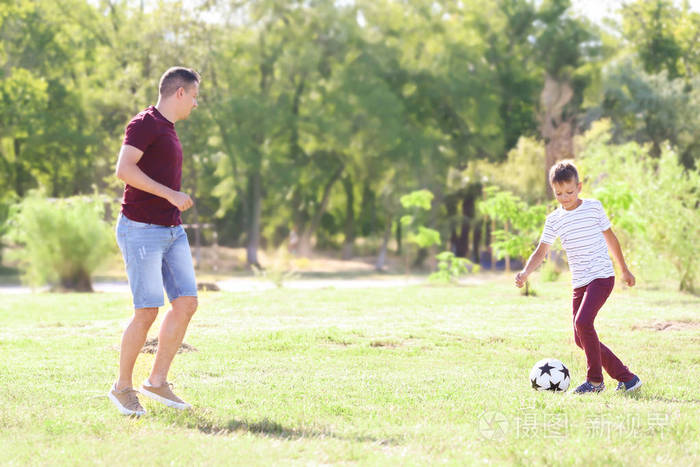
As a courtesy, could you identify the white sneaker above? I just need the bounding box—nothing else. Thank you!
[139,381,191,410]
[108,383,146,416]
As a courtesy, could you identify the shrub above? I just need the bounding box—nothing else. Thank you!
[429,251,480,284]
[5,191,115,291]
[478,187,548,296]
[578,120,700,293]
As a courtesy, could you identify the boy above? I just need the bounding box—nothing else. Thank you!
[515,160,642,394]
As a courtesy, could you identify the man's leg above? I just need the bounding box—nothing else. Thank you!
[139,226,198,409]
[110,307,157,416]
[116,308,158,390]
[148,296,198,386]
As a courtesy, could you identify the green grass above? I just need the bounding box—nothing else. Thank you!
[0,275,698,465]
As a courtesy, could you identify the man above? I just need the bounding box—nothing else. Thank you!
[109,67,200,416]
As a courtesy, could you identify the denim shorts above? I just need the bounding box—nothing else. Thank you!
[116,214,198,309]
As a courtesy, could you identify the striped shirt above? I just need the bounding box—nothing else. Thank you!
[540,198,615,288]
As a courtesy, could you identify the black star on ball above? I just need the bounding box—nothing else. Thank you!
[548,380,562,391]
[531,378,541,390]
[538,362,555,376]
[558,365,570,379]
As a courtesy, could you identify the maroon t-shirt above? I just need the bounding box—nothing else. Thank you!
[121,106,183,226]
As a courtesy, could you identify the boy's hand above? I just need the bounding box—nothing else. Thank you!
[515,271,528,288]
[621,269,636,287]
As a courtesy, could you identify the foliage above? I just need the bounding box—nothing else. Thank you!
[400,189,441,251]
[251,247,301,289]
[479,186,547,295]
[620,0,700,79]
[4,191,115,291]
[578,120,700,292]
[1,0,699,268]
[478,187,547,263]
[429,251,480,284]
[602,60,700,167]
[539,258,562,283]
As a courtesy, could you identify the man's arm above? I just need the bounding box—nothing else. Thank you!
[602,228,635,286]
[115,144,193,211]
[515,241,551,288]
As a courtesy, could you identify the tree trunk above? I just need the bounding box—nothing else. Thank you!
[58,269,93,292]
[489,218,495,270]
[540,74,576,197]
[375,217,392,271]
[360,182,376,236]
[471,218,482,265]
[456,192,476,258]
[446,195,458,254]
[246,170,262,268]
[395,217,402,254]
[504,220,511,272]
[298,163,344,257]
[341,175,355,260]
[192,201,201,269]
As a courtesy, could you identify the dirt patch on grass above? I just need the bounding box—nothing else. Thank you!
[140,337,198,354]
[632,320,700,331]
[370,339,403,348]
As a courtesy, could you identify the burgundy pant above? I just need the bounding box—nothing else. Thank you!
[572,276,634,383]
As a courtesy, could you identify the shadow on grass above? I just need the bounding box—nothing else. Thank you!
[621,392,700,404]
[164,407,400,445]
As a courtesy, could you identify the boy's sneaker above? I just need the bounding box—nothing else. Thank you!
[616,375,642,392]
[140,380,191,410]
[573,381,605,394]
[108,383,146,416]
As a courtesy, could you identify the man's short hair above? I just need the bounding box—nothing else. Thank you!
[549,159,579,185]
[159,67,200,98]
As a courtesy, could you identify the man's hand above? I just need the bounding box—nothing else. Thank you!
[515,271,528,288]
[621,269,636,287]
[168,191,194,211]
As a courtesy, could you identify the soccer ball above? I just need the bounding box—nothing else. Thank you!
[529,358,570,392]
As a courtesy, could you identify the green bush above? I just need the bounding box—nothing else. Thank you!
[578,120,700,293]
[539,259,561,283]
[4,191,115,291]
[429,251,480,284]
[0,195,17,267]
[478,187,547,296]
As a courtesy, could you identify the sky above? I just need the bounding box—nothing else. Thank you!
[94,0,700,28]
[571,0,700,25]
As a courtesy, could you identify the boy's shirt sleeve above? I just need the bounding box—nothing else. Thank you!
[540,214,557,245]
[596,200,612,231]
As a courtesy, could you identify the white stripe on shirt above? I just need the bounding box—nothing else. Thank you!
[540,198,614,288]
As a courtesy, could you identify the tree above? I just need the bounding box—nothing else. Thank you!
[602,61,700,166]
[532,0,603,195]
[478,186,547,295]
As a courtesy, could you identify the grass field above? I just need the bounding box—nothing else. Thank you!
[1,275,698,465]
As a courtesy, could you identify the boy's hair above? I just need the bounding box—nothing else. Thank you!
[159,67,200,98]
[549,159,579,185]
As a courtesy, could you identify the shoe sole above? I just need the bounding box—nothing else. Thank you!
[625,379,643,392]
[573,389,605,394]
[108,391,146,416]
[139,386,191,410]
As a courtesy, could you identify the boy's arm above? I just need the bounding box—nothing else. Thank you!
[515,242,551,288]
[602,228,636,287]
